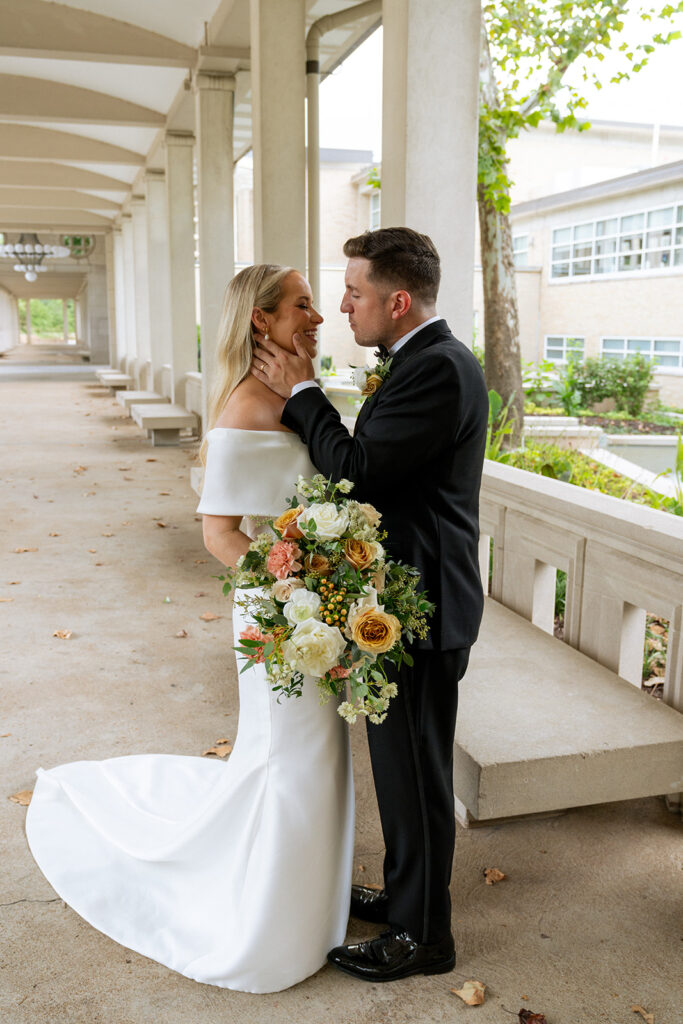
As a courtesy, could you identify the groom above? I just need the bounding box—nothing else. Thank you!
[252,227,488,982]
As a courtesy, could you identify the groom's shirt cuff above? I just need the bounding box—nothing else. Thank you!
[290,380,321,399]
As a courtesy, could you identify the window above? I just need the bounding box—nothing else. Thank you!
[601,337,683,372]
[544,335,585,363]
[513,234,529,267]
[551,203,683,279]
[369,192,380,230]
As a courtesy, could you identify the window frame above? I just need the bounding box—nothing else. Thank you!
[544,334,585,365]
[600,335,683,374]
[550,201,683,282]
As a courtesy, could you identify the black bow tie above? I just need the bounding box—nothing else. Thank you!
[374,344,390,363]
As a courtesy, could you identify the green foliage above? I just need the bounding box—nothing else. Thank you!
[554,358,583,415]
[486,389,514,458]
[197,323,201,372]
[18,299,75,339]
[320,355,335,376]
[366,167,381,190]
[571,355,654,417]
[555,569,567,620]
[479,2,683,211]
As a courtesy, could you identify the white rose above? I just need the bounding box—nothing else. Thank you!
[282,619,347,678]
[283,588,322,626]
[300,502,349,541]
[271,578,306,603]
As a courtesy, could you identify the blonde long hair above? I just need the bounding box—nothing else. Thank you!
[200,263,293,463]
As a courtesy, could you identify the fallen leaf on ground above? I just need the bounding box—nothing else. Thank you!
[158,491,170,495]
[146,458,157,462]
[202,738,233,758]
[519,1011,548,1023]
[73,465,87,473]
[194,592,206,597]
[88,548,97,553]
[48,532,60,537]
[175,629,188,638]
[1,733,11,737]
[156,521,167,528]
[101,532,114,537]
[194,516,202,521]
[9,790,33,806]
[8,581,20,584]
[199,612,221,621]
[357,864,366,872]
[123,476,133,481]
[484,868,507,885]
[14,547,38,553]
[451,981,485,1006]
[53,629,73,639]
[117,467,132,471]
[0,597,14,602]
[194,559,207,564]
[632,1007,654,1024]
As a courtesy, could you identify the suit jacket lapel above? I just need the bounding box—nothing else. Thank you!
[353,319,449,436]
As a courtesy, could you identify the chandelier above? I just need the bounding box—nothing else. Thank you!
[0,232,71,282]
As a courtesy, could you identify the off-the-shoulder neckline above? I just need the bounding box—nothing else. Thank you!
[207,427,299,437]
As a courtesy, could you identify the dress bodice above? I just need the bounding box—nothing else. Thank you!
[195,428,318,520]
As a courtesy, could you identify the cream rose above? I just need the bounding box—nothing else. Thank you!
[358,502,382,528]
[282,619,347,678]
[299,502,349,541]
[272,578,306,603]
[283,588,322,626]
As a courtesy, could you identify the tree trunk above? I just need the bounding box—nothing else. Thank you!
[477,184,524,442]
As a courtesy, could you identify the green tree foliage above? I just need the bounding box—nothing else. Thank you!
[18,299,75,339]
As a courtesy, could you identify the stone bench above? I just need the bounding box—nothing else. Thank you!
[455,597,683,823]
[130,402,198,446]
[116,390,170,413]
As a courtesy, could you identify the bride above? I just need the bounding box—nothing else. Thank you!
[25,265,355,994]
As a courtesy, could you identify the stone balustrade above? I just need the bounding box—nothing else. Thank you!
[479,460,683,712]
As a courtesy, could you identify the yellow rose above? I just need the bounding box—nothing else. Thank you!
[351,608,402,654]
[361,373,384,397]
[273,504,304,539]
[344,538,376,571]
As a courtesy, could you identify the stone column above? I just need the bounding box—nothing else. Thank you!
[250,0,306,270]
[112,227,128,371]
[130,196,152,387]
[121,214,138,377]
[381,0,480,346]
[103,232,117,364]
[193,72,235,426]
[144,170,172,395]
[165,132,197,405]
[62,299,69,344]
[25,299,32,344]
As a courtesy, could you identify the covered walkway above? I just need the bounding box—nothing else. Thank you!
[1,377,681,1023]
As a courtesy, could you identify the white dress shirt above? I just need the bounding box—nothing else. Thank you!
[290,315,442,400]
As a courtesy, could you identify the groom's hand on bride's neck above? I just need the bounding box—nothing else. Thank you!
[251,331,316,399]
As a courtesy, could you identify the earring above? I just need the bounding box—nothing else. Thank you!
[264,332,269,341]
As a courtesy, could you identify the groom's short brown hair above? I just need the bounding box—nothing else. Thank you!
[343,227,441,304]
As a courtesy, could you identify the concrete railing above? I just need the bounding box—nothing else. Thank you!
[185,371,203,428]
[479,460,683,712]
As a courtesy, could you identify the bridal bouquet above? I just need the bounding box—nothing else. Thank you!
[218,475,434,724]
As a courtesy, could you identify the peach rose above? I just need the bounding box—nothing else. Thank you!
[267,540,302,580]
[303,552,332,576]
[239,624,271,664]
[351,608,402,654]
[344,538,376,571]
[329,664,352,680]
[273,505,304,540]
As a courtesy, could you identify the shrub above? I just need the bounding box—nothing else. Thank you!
[571,355,654,417]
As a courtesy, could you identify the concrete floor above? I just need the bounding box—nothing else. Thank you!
[1,377,681,1024]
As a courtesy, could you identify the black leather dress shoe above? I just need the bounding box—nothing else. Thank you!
[327,928,455,982]
[350,884,389,923]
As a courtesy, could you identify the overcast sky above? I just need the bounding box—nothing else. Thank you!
[319,21,683,161]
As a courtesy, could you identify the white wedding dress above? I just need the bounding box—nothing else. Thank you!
[26,427,355,993]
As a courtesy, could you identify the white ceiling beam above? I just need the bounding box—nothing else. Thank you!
[0,0,197,67]
[0,160,129,190]
[0,271,87,299]
[0,75,165,126]
[0,124,144,164]
[0,187,121,211]
[0,207,114,228]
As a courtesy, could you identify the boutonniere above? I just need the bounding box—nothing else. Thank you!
[351,357,393,399]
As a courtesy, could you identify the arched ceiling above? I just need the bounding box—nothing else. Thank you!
[0,0,381,238]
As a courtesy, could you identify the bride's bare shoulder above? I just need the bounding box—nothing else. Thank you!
[214,378,285,432]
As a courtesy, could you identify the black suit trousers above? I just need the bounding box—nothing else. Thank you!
[366,647,470,944]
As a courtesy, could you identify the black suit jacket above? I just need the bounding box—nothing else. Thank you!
[281,319,489,651]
